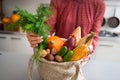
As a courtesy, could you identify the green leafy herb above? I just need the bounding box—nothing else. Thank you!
[10,4,52,66]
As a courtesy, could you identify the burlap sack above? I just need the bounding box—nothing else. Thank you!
[28,55,86,80]
[28,54,86,80]
[38,58,85,80]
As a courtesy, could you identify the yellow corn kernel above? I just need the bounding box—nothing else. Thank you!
[70,45,87,61]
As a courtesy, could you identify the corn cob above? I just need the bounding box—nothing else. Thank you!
[76,32,95,47]
[76,36,87,47]
[70,45,88,61]
[71,26,81,45]
[70,32,95,61]
[85,32,95,46]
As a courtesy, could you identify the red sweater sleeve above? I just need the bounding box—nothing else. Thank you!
[46,0,58,33]
[91,0,106,52]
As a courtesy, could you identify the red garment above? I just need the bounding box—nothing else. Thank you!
[46,0,105,52]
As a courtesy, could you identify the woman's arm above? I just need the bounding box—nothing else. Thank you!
[91,0,106,53]
[46,0,58,33]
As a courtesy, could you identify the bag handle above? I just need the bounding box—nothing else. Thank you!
[28,49,36,80]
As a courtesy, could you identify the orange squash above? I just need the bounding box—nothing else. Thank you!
[2,17,10,24]
[48,36,65,52]
[10,11,20,23]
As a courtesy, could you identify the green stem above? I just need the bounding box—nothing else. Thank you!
[35,44,44,66]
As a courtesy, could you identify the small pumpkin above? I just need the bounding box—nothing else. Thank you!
[2,17,10,24]
[48,36,65,52]
[10,11,20,23]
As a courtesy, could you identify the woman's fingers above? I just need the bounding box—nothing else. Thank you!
[31,44,38,48]
[28,36,42,43]
[30,37,43,45]
[26,31,38,38]
[26,32,43,48]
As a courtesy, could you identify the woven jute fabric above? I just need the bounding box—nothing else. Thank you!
[37,58,85,80]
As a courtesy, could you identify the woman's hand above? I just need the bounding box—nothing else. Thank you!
[82,45,93,62]
[26,32,43,48]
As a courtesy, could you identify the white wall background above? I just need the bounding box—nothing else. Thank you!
[3,0,50,17]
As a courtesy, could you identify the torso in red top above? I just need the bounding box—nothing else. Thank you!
[46,0,105,52]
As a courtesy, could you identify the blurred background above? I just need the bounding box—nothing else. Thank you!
[0,0,120,80]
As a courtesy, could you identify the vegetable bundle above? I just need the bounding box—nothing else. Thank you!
[10,4,52,65]
[43,27,95,62]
